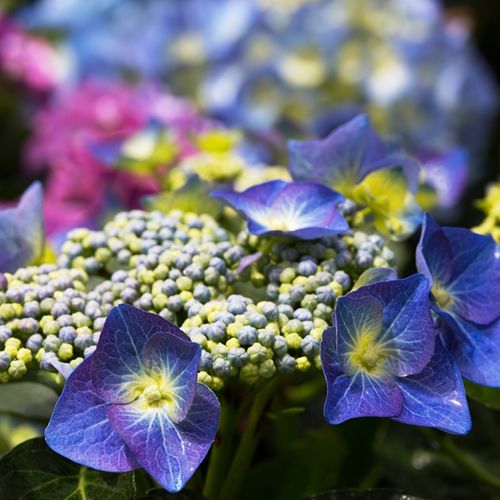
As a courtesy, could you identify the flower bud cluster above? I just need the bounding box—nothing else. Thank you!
[182,294,324,390]
[239,230,395,317]
[0,209,394,389]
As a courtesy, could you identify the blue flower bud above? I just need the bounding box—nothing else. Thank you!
[184,263,204,281]
[0,351,11,371]
[277,304,294,318]
[74,333,94,351]
[298,259,318,276]
[273,336,288,356]
[26,334,43,352]
[247,312,267,329]
[213,358,232,377]
[301,335,320,357]
[276,354,296,373]
[43,334,62,352]
[0,326,12,344]
[200,351,213,370]
[59,326,77,344]
[193,284,211,303]
[316,286,335,305]
[206,323,226,342]
[333,271,351,290]
[237,326,257,345]
[228,347,248,367]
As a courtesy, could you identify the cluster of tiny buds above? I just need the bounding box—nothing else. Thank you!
[0,209,394,389]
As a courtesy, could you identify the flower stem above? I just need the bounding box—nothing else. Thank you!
[218,379,277,500]
[423,429,500,491]
[203,400,238,499]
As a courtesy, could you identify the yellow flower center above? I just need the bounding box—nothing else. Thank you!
[432,282,453,310]
[348,332,389,376]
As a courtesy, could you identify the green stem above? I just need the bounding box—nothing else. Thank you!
[203,401,238,500]
[218,380,277,500]
[424,429,500,491]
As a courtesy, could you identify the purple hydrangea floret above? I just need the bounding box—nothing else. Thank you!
[416,213,500,386]
[288,114,419,196]
[0,181,44,273]
[321,275,470,435]
[212,180,349,240]
[45,304,220,492]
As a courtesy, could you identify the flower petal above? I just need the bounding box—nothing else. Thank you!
[323,371,403,425]
[416,213,452,285]
[45,357,138,472]
[444,227,500,325]
[142,332,201,423]
[0,182,44,273]
[395,337,471,435]
[440,312,500,387]
[108,383,220,493]
[350,275,436,377]
[92,304,188,404]
[213,180,348,240]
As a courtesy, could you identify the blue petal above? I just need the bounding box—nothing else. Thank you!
[0,182,44,273]
[444,227,500,325]
[213,180,348,240]
[440,311,500,387]
[334,294,384,372]
[416,213,452,284]
[323,371,403,425]
[92,304,188,404]
[108,383,220,493]
[350,275,436,377]
[321,325,403,424]
[143,332,201,423]
[395,338,471,435]
[45,357,138,472]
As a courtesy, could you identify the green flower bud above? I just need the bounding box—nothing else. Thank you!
[16,348,32,364]
[8,360,27,379]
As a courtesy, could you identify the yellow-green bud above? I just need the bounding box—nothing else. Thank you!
[9,360,27,379]
[240,363,259,385]
[258,359,276,379]
[296,356,311,372]
[5,338,21,357]
[226,338,240,349]
[286,333,302,350]
[58,343,74,361]
[16,348,32,364]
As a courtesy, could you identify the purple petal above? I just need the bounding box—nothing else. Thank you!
[419,149,468,208]
[142,332,201,423]
[444,227,500,325]
[213,180,348,240]
[237,252,263,273]
[288,114,419,196]
[416,213,453,285]
[108,383,220,493]
[288,114,387,189]
[395,338,471,435]
[440,312,500,387]
[45,357,138,472]
[92,304,188,404]
[0,182,44,273]
[350,275,436,377]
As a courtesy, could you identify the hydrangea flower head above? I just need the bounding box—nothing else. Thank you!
[417,214,500,386]
[45,304,220,492]
[212,180,349,239]
[288,114,419,198]
[321,275,470,434]
[0,182,44,273]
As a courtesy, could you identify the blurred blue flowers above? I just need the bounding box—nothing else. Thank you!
[0,182,44,273]
[45,304,220,492]
[321,275,471,434]
[417,214,500,386]
[212,180,349,239]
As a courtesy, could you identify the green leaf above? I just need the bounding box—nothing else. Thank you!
[0,382,58,420]
[0,438,136,500]
[464,380,500,410]
[142,176,223,218]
